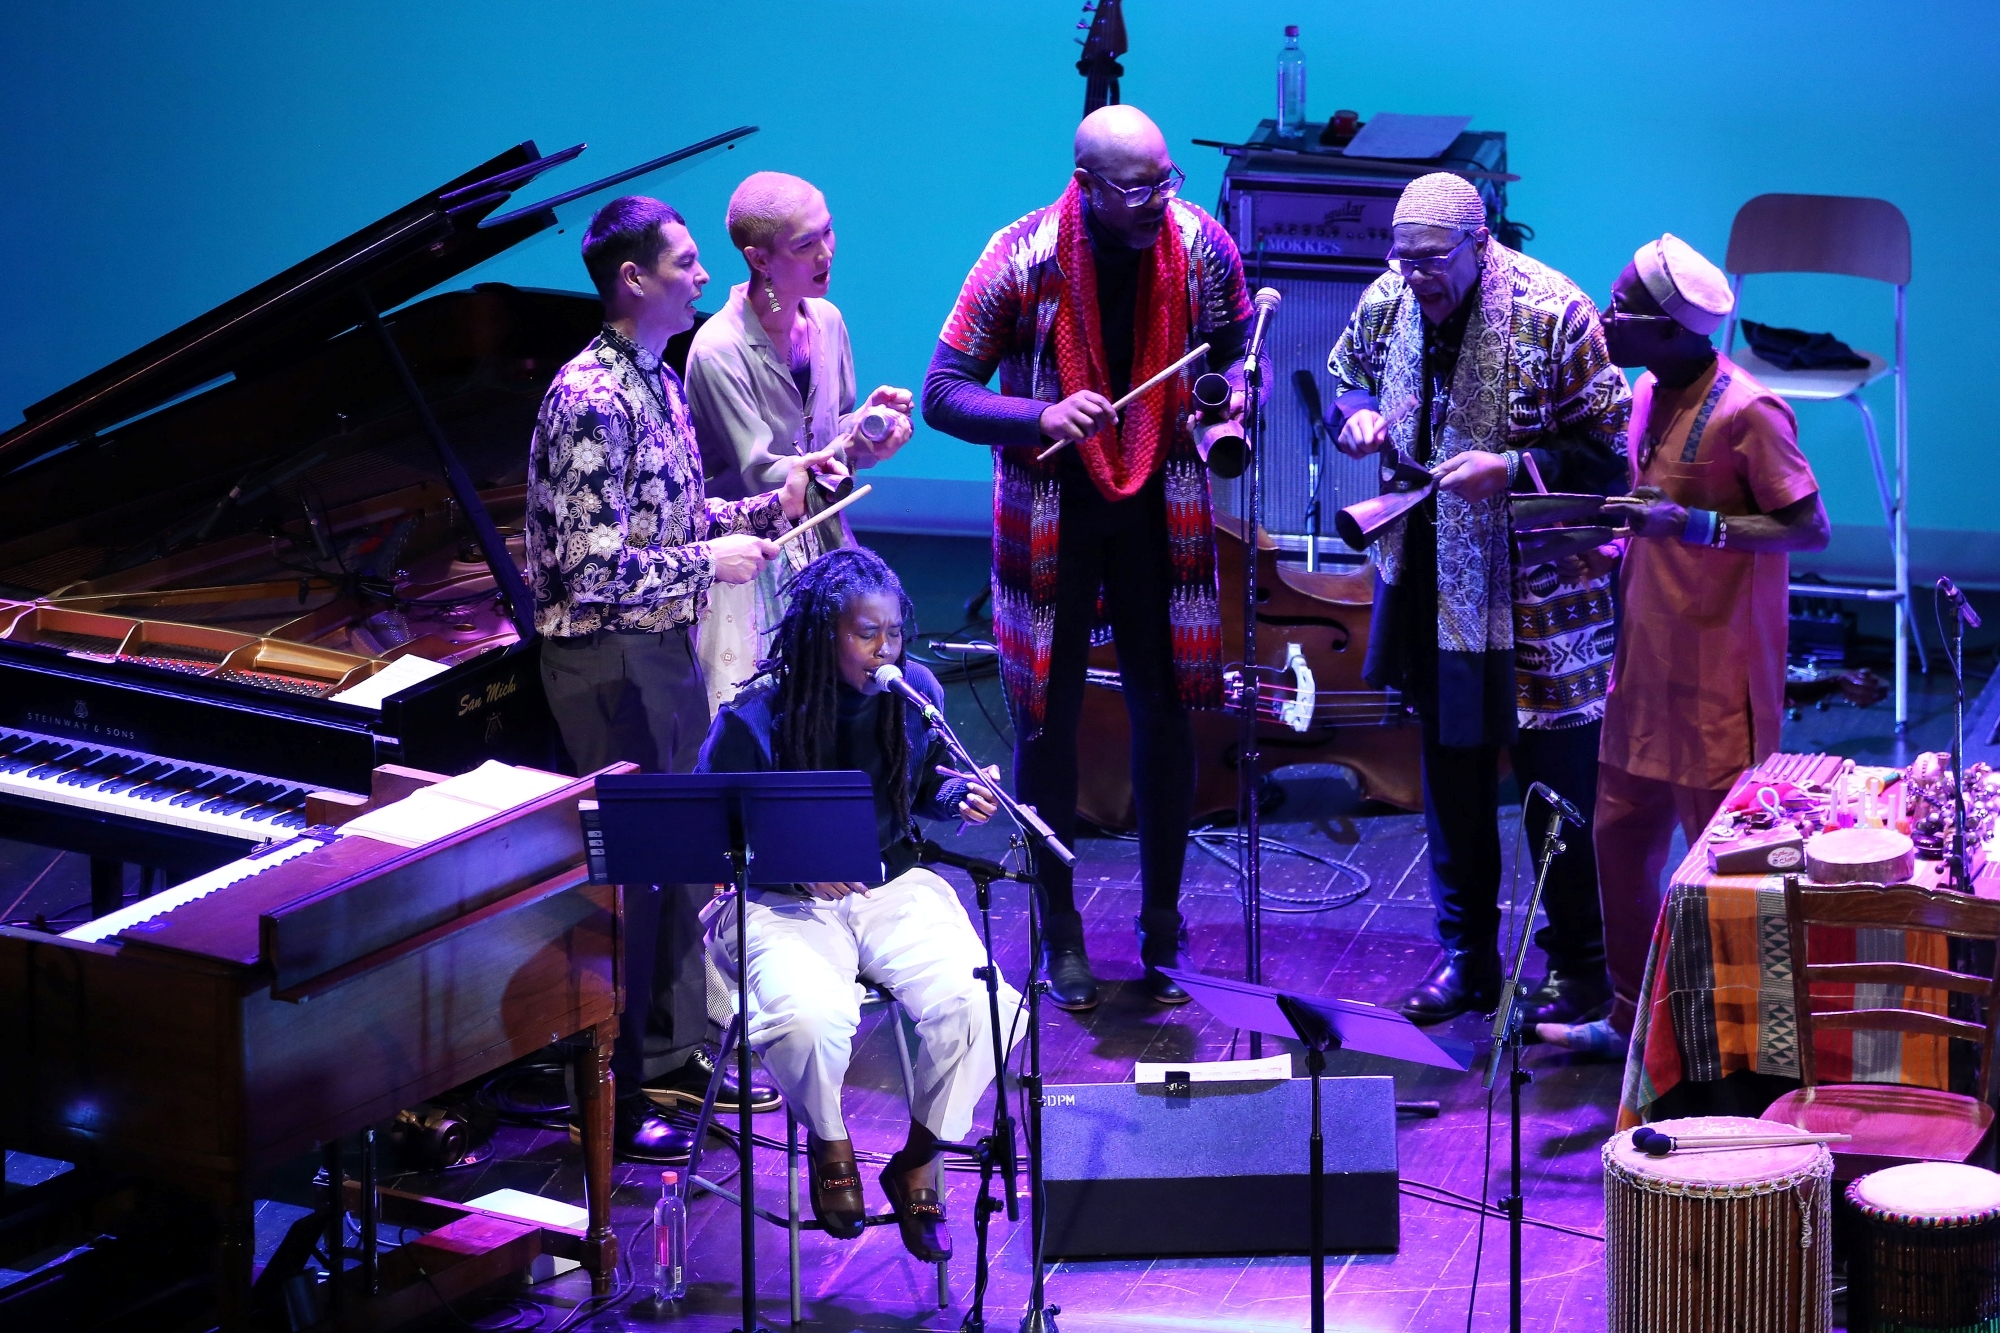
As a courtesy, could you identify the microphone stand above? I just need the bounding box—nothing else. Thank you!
[1940,578,1980,891]
[906,694,1075,1333]
[1483,789,1574,1333]
[1238,337,1270,1056]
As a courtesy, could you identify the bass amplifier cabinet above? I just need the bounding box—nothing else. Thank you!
[1208,122,1510,549]
[1039,1075,1398,1259]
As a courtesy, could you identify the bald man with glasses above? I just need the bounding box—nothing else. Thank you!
[1328,173,1631,1028]
[921,105,1252,1010]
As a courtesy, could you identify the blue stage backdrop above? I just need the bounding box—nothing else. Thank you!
[2,2,1996,577]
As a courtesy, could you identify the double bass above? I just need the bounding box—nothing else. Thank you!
[1075,514,1423,829]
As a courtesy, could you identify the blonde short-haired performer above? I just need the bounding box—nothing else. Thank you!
[685,172,915,714]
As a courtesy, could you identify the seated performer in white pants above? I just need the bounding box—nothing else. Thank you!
[697,546,1020,1263]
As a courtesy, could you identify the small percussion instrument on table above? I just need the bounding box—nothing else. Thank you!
[1604,1116,1833,1333]
[1846,1162,2000,1333]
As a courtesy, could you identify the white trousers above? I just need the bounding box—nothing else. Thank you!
[710,867,1023,1143]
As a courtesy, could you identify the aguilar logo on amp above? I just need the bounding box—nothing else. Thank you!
[457,673,520,719]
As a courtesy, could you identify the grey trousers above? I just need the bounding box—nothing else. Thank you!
[541,626,712,1093]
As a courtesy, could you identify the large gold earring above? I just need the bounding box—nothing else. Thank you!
[765,276,781,314]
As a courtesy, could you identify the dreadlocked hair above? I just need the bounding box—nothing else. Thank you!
[759,546,920,830]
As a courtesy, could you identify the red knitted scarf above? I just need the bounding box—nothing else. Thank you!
[1051,181,1192,500]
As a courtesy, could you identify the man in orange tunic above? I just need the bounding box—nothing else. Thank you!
[1539,234,1828,1056]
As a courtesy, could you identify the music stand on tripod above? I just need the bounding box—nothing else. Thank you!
[593,770,882,1333]
[1160,968,1470,1333]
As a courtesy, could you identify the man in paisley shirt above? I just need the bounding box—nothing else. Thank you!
[1329,173,1629,1028]
[525,195,841,1162]
[922,105,1252,1011]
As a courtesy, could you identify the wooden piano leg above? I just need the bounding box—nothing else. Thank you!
[215,1195,256,1332]
[572,1021,618,1293]
[88,858,122,918]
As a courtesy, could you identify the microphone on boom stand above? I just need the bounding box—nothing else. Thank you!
[1242,286,1282,383]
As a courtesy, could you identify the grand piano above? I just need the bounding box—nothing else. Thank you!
[0,130,750,915]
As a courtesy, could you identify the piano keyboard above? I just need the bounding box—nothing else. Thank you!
[0,726,347,845]
[64,834,326,943]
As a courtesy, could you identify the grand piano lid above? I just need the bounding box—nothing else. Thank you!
[0,126,758,477]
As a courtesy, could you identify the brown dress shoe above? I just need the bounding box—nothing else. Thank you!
[807,1135,865,1239]
[881,1152,951,1262]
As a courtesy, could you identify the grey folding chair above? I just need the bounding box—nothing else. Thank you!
[1721,193,1922,730]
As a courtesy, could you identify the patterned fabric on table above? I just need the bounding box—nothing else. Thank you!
[525,325,790,638]
[937,195,1251,739]
[1618,878,1951,1129]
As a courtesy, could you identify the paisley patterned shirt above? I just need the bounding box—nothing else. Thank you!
[526,326,789,638]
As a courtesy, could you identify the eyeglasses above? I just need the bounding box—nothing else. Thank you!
[1085,164,1186,209]
[1386,231,1478,279]
[1598,305,1683,333]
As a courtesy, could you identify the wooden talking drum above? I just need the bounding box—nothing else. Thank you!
[1846,1162,2000,1333]
[1604,1116,1833,1332]
[1804,826,1916,883]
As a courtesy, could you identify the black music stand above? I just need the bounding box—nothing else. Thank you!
[593,771,881,1333]
[1160,969,1470,1333]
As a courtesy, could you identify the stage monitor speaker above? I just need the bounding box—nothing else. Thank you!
[1039,1074,1398,1259]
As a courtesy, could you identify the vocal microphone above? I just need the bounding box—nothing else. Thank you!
[1292,367,1328,437]
[1528,781,1587,828]
[1939,576,1983,630]
[873,662,945,725]
[1242,286,1283,382]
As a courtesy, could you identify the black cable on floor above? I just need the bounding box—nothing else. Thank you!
[1464,1075,1499,1333]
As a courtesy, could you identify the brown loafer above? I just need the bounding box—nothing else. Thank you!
[881,1153,951,1262]
[807,1135,865,1239]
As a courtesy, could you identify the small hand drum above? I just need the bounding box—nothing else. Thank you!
[1846,1161,2000,1333]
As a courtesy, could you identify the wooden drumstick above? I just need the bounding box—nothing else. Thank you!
[1036,342,1212,462]
[776,484,872,548]
[1633,1127,1850,1156]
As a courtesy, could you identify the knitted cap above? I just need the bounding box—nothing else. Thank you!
[1392,172,1486,233]
[1634,233,1732,335]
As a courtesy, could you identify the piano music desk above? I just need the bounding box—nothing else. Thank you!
[0,762,634,1330]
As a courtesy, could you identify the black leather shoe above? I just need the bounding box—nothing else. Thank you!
[1519,969,1612,1030]
[807,1135,866,1240]
[644,1043,782,1114]
[881,1152,952,1262]
[1399,951,1502,1025]
[1044,948,1100,1011]
[612,1100,694,1164]
[1140,968,1191,1005]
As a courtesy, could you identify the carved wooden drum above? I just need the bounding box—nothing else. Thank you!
[1604,1116,1833,1332]
[1846,1161,2000,1332]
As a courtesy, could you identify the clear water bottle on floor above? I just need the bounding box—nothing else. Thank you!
[1276,25,1307,139]
[653,1170,687,1302]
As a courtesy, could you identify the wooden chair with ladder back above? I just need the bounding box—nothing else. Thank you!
[1762,875,2000,1181]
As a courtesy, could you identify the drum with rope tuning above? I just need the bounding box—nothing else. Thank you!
[1845,1161,2000,1333]
[1604,1116,1832,1333]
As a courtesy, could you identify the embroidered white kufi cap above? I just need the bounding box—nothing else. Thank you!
[1391,173,1486,233]
[1634,233,1733,335]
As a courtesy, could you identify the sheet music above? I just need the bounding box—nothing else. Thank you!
[336,760,571,848]
[1341,113,1472,161]
[327,654,449,710]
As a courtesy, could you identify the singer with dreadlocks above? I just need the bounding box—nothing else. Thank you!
[921,103,1253,1010]
[695,546,1019,1263]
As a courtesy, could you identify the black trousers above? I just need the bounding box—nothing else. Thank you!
[540,626,712,1094]
[1013,472,1195,968]
[1419,716,1606,976]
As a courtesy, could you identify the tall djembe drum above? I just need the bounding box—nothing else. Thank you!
[1604,1116,1833,1333]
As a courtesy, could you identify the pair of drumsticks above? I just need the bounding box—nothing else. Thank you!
[1631,1126,1852,1157]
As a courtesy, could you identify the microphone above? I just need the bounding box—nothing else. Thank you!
[1939,576,1983,630]
[1292,368,1328,436]
[873,662,944,725]
[1528,782,1587,828]
[1243,286,1283,382]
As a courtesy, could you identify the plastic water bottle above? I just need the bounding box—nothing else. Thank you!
[1276,26,1307,139]
[653,1170,687,1302]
